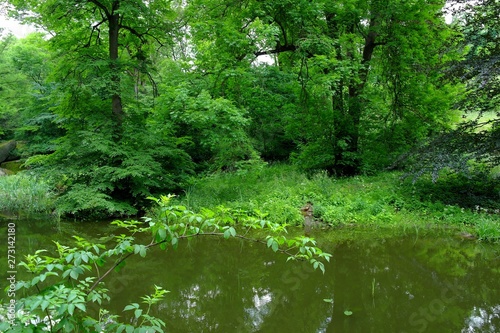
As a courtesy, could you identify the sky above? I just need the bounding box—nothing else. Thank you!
[0,16,38,38]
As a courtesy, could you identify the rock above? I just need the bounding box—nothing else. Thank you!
[301,202,314,234]
[0,140,17,164]
[0,168,8,176]
[457,231,477,240]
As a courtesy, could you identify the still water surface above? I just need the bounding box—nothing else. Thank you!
[1,218,499,332]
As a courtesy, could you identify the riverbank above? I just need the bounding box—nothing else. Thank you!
[1,165,499,332]
[171,164,500,243]
[1,164,499,242]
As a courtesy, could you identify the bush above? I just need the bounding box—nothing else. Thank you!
[405,171,500,210]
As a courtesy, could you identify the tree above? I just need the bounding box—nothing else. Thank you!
[303,0,457,175]
[3,0,195,217]
[0,0,465,216]
[5,0,176,131]
[447,0,500,114]
[403,0,500,180]
[0,34,28,140]
[184,0,459,175]
[6,33,64,156]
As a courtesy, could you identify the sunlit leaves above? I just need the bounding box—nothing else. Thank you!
[121,286,168,331]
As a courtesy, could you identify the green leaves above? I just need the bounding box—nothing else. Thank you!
[121,286,168,331]
[266,236,280,252]
[223,226,237,239]
[12,197,331,332]
[123,303,140,312]
[133,244,148,258]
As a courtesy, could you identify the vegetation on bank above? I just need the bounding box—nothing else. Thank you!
[0,0,498,220]
[0,0,498,331]
[171,164,500,243]
[1,163,499,242]
[0,173,56,217]
[1,165,499,331]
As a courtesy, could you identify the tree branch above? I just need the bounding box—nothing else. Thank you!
[87,231,299,294]
[119,24,147,43]
[254,43,297,57]
[87,0,111,19]
[84,19,106,47]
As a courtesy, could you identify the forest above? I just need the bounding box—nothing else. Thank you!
[0,0,497,218]
[0,0,500,331]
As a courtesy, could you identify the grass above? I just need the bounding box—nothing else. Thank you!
[0,173,56,217]
[461,110,497,122]
[172,163,500,243]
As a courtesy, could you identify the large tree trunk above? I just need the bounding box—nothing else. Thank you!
[327,13,380,176]
[109,1,124,128]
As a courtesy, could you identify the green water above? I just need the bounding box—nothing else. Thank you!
[1,218,500,332]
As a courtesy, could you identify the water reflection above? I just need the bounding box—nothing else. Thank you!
[1,219,500,333]
[463,305,500,332]
[246,287,273,329]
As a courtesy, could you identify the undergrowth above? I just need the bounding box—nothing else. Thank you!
[172,164,500,243]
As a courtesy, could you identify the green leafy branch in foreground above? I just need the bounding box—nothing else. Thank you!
[2,195,331,332]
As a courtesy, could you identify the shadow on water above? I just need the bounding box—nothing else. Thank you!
[1,217,500,332]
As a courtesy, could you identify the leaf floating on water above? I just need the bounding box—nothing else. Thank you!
[323,298,333,303]
[344,310,353,316]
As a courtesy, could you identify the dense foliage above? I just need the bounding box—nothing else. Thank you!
[403,0,500,179]
[0,0,498,217]
[0,174,55,216]
[1,2,499,331]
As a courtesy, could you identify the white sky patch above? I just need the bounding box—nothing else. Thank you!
[443,0,481,24]
[254,54,275,66]
[0,16,38,38]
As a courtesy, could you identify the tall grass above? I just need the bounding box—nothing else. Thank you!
[0,173,56,217]
[173,163,500,242]
[177,164,405,226]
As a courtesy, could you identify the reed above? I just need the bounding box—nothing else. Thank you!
[0,173,56,217]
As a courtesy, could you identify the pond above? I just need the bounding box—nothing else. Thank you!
[1,218,500,332]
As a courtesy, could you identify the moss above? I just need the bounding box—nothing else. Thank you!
[0,160,23,174]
